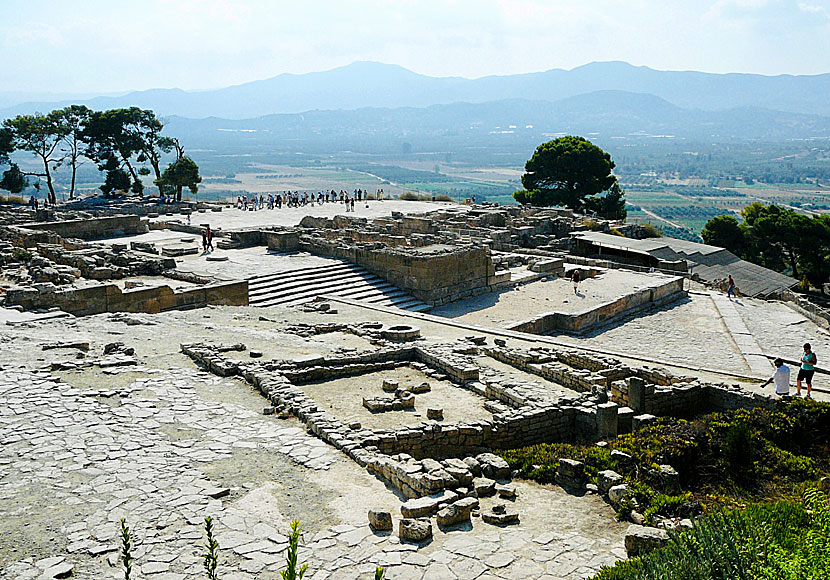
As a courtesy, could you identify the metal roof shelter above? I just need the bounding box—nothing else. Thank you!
[573,231,797,298]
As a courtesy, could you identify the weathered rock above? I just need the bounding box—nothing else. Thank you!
[463,456,482,476]
[611,449,634,469]
[476,453,511,480]
[473,477,496,497]
[608,484,631,507]
[401,490,457,518]
[657,464,681,494]
[409,381,431,393]
[555,458,585,488]
[41,561,74,579]
[496,483,516,499]
[368,509,393,531]
[597,469,624,494]
[382,379,399,393]
[204,487,230,499]
[436,503,470,528]
[625,524,669,556]
[481,503,519,525]
[399,518,432,542]
[426,408,444,420]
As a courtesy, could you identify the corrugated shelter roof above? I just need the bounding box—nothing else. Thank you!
[574,231,796,297]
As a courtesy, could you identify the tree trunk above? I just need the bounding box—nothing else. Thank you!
[41,154,57,205]
[123,158,139,184]
[787,248,799,280]
[176,185,183,202]
[69,161,77,199]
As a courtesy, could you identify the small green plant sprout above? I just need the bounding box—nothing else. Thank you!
[280,520,308,580]
[374,566,386,579]
[119,518,133,580]
[204,516,220,580]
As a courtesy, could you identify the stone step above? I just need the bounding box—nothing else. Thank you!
[247,261,430,312]
[249,261,356,283]
[250,271,388,303]
[248,263,360,290]
[249,268,383,297]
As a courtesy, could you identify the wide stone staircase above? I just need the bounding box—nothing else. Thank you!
[247,261,432,312]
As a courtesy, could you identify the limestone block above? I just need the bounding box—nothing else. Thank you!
[368,510,393,531]
[473,477,496,497]
[555,458,585,488]
[399,518,432,542]
[597,470,624,495]
[624,524,669,556]
[400,491,457,518]
[436,503,471,528]
[657,464,681,495]
[427,408,444,420]
[633,414,657,430]
[608,484,630,507]
[481,504,519,525]
[476,453,511,480]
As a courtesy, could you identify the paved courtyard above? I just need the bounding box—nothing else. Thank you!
[0,305,627,580]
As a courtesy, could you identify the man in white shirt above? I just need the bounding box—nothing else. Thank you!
[761,358,790,397]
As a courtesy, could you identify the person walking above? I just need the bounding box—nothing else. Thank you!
[727,275,737,300]
[762,358,791,397]
[797,343,817,398]
[571,269,581,295]
[205,225,214,253]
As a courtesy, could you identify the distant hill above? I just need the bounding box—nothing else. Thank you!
[163,91,830,152]
[2,61,830,120]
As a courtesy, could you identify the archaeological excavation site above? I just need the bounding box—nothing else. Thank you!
[1,198,828,580]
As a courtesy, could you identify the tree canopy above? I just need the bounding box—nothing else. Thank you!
[0,106,196,201]
[156,156,201,202]
[2,113,67,205]
[514,136,619,215]
[702,203,830,292]
[0,163,28,194]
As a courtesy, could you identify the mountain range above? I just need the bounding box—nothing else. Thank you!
[158,91,830,159]
[3,61,830,120]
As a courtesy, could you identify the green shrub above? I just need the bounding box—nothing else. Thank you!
[0,194,26,205]
[593,498,816,580]
[11,248,31,262]
[723,421,754,479]
[642,223,662,238]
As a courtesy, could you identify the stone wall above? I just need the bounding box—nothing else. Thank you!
[509,276,686,334]
[300,239,497,305]
[19,215,149,240]
[6,280,248,315]
[181,337,781,500]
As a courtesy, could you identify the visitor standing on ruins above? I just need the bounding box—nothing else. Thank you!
[797,343,816,398]
[727,275,737,299]
[762,358,791,397]
[205,225,214,253]
[571,269,581,294]
[201,230,208,253]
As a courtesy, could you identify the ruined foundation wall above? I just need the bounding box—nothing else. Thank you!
[20,215,149,240]
[7,280,248,315]
[509,276,686,334]
[299,239,497,305]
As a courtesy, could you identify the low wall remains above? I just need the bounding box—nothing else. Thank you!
[182,336,780,500]
[509,276,686,334]
[6,280,248,315]
[20,215,149,240]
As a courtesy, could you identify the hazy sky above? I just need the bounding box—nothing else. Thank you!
[2,0,829,93]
